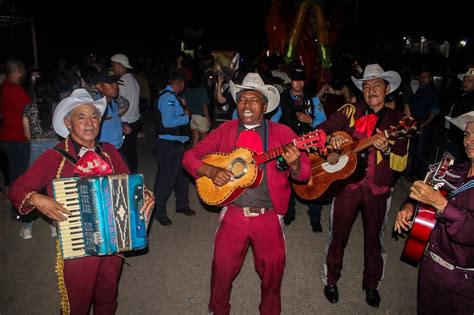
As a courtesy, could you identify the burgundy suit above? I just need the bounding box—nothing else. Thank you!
[318,102,408,289]
[183,119,310,315]
[416,162,474,314]
[9,138,130,315]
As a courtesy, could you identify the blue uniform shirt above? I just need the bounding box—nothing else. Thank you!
[157,85,190,143]
[99,100,124,149]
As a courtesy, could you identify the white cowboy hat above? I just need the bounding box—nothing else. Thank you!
[111,53,133,69]
[445,111,474,131]
[229,73,280,113]
[351,63,401,93]
[457,68,474,81]
[53,88,106,138]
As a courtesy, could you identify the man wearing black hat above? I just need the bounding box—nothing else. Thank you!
[279,66,327,232]
[93,70,126,150]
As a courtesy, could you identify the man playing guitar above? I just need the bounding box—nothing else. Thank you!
[395,111,474,314]
[183,73,310,314]
[318,64,409,307]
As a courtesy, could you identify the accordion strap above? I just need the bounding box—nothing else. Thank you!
[54,141,71,314]
[54,148,78,166]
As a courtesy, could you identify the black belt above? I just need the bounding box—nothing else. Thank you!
[159,138,185,146]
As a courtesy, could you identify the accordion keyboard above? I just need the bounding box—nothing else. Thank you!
[53,178,86,259]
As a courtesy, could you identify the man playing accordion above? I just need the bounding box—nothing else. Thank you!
[9,89,154,314]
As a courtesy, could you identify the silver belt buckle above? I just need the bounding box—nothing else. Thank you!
[243,207,262,217]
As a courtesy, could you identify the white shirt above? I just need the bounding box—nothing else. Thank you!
[119,72,140,123]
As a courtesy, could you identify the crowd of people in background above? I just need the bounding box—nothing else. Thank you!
[0,48,473,313]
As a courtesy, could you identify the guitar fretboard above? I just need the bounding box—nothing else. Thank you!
[256,146,285,165]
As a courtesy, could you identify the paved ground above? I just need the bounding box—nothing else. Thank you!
[0,118,419,314]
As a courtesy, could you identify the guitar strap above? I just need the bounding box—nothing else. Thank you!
[261,120,268,169]
[251,120,268,170]
[446,179,474,199]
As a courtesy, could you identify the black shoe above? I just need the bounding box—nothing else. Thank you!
[176,206,196,216]
[312,222,323,233]
[283,215,295,225]
[156,216,172,226]
[363,286,380,308]
[324,285,339,304]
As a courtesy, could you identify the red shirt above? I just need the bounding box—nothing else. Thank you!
[182,119,311,215]
[0,80,31,141]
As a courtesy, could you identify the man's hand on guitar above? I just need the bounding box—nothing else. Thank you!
[200,164,234,186]
[409,181,448,213]
[373,129,390,153]
[394,204,414,234]
[281,145,301,172]
[328,134,348,150]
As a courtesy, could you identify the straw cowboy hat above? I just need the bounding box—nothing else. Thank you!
[445,111,474,131]
[230,72,280,113]
[351,63,401,93]
[53,88,106,138]
[457,68,474,81]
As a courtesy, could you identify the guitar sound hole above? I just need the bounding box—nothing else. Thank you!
[327,152,340,165]
[230,158,248,179]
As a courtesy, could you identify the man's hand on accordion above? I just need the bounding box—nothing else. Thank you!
[29,193,71,221]
[142,187,155,221]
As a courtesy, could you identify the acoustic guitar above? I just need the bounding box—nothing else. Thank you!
[196,129,327,206]
[402,152,455,263]
[292,117,417,200]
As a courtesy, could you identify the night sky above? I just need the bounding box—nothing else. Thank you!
[2,0,473,67]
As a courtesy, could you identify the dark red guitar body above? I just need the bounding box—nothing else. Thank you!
[401,205,436,262]
[402,190,447,262]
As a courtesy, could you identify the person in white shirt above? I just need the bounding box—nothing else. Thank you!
[111,53,141,173]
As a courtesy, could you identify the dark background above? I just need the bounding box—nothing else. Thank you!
[1,0,473,69]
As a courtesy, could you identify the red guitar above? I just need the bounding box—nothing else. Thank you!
[402,152,455,263]
[196,129,327,206]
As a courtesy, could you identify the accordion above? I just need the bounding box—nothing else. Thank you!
[53,174,148,259]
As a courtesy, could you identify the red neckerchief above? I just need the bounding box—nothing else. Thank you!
[235,128,263,154]
[354,114,378,136]
[73,150,113,177]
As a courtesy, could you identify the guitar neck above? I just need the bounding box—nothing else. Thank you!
[352,133,383,154]
[253,129,326,165]
[255,145,287,165]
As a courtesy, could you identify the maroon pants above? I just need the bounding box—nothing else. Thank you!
[209,205,286,315]
[325,184,389,288]
[63,255,123,315]
[418,253,474,314]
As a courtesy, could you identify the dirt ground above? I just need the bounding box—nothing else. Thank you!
[0,119,419,314]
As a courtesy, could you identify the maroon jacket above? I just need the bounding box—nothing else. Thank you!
[9,138,129,215]
[420,162,474,268]
[318,102,409,187]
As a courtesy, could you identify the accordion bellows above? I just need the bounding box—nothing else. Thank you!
[53,174,148,259]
